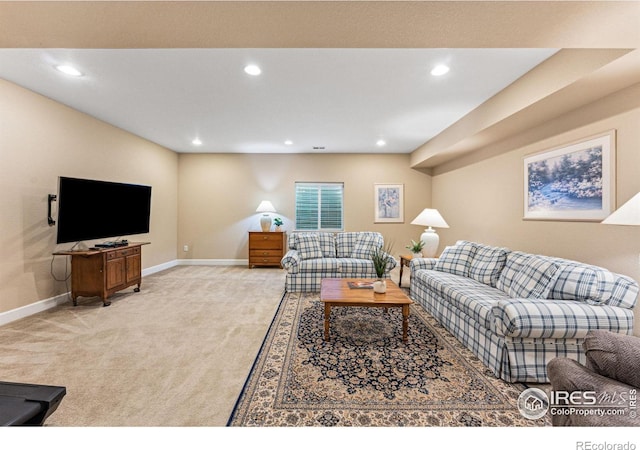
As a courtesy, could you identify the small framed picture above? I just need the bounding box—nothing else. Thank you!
[374,183,404,223]
[523,130,616,221]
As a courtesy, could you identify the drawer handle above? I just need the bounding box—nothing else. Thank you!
[263,236,268,240]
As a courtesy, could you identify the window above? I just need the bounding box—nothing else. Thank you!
[295,182,344,231]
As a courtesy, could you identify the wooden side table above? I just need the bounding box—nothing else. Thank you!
[248,231,286,268]
[398,254,413,288]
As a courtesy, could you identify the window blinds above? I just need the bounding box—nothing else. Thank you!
[295,182,344,231]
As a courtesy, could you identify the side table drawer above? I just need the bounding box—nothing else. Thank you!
[249,236,283,249]
[250,249,282,257]
[251,256,283,266]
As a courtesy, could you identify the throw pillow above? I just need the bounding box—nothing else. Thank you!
[496,251,531,294]
[434,241,476,277]
[507,255,560,299]
[350,233,379,259]
[468,243,508,287]
[547,262,601,302]
[318,233,337,258]
[296,233,323,260]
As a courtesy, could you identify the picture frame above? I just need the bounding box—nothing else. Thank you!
[374,183,404,223]
[523,130,616,221]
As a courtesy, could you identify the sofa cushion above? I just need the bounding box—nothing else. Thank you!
[413,269,508,329]
[336,258,377,276]
[507,255,560,299]
[298,258,340,273]
[296,233,324,260]
[336,232,360,258]
[435,241,476,277]
[349,232,381,259]
[468,243,509,287]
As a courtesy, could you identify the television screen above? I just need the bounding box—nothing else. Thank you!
[56,177,152,244]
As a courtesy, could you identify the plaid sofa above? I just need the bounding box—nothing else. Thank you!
[410,240,639,383]
[281,231,397,292]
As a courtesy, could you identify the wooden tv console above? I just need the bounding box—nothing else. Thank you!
[53,242,150,307]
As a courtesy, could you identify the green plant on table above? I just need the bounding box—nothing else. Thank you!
[405,239,425,253]
[273,217,283,227]
[371,240,395,279]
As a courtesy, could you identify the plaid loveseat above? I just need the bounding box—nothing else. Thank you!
[410,240,639,383]
[281,231,397,292]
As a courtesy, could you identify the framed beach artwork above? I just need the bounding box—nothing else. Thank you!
[374,183,404,223]
[523,131,616,221]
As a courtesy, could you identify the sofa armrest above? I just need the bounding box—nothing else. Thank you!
[491,298,634,339]
[410,258,438,272]
[583,330,640,389]
[547,357,640,426]
[385,254,397,272]
[281,250,301,273]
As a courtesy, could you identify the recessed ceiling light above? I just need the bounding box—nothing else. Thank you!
[244,64,262,76]
[192,138,202,146]
[430,64,450,77]
[55,65,83,77]
[284,140,293,146]
[376,139,386,147]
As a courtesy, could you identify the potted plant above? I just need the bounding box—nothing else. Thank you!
[273,217,283,231]
[371,240,394,293]
[405,239,424,257]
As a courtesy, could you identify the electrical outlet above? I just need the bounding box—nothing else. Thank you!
[183,245,189,252]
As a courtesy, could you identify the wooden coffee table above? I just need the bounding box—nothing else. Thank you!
[320,278,414,342]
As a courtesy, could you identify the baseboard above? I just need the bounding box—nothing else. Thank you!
[176,259,248,266]
[0,259,248,327]
[142,259,179,276]
[0,292,71,328]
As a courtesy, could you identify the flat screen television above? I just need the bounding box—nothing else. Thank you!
[56,176,152,244]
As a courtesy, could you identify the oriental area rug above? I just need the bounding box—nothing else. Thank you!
[228,292,550,427]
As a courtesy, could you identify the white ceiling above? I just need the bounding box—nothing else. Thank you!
[0,48,557,154]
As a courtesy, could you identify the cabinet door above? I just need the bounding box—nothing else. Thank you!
[126,254,141,284]
[106,257,126,290]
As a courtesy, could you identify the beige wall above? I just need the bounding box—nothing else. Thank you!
[0,79,178,314]
[177,153,431,260]
[431,84,640,334]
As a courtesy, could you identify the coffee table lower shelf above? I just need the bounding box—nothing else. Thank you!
[320,278,413,342]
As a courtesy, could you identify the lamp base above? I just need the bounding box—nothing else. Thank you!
[420,228,440,258]
[260,215,272,232]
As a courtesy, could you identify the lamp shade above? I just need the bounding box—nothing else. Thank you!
[410,209,449,258]
[601,192,640,226]
[256,200,276,213]
[410,209,450,228]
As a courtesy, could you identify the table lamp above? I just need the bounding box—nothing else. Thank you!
[410,208,450,257]
[256,200,276,232]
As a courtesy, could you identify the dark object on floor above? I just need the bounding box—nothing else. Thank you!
[547,330,640,426]
[0,381,66,426]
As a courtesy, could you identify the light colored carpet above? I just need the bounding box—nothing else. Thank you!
[0,265,286,426]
